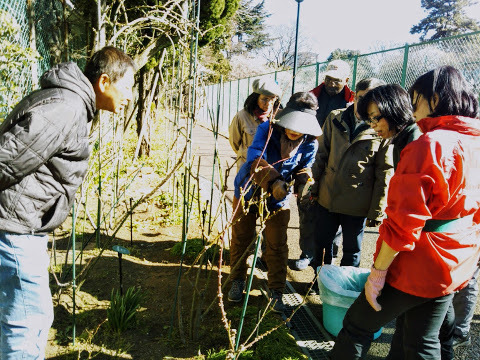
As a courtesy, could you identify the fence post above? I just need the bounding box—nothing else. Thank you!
[221,78,225,130]
[401,43,410,88]
[237,79,240,113]
[275,71,278,82]
[228,81,232,125]
[315,62,320,87]
[352,55,358,91]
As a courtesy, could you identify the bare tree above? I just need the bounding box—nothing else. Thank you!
[261,24,316,70]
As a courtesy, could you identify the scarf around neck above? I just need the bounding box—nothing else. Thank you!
[253,107,270,122]
[280,132,304,160]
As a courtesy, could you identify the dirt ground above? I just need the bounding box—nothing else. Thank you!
[47,221,238,360]
[44,187,299,360]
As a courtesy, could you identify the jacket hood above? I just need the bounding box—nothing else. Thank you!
[417,115,480,136]
[40,62,96,121]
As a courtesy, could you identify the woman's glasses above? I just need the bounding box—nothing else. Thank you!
[365,115,384,125]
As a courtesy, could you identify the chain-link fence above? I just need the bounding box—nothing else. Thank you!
[200,31,480,133]
[0,0,72,120]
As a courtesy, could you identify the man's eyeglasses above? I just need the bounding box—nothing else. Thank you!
[324,76,344,86]
[365,115,384,125]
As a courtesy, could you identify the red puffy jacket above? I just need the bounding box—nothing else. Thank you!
[375,115,480,298]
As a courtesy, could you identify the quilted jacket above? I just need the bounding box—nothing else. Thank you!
[0,62,96,234]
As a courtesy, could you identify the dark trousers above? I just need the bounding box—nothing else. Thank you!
[297,196,318,261]
[229,197,290,291]
[385,301,454,360]
[312,204,366,268]
[330,283,454,360]
[298,198,342,263]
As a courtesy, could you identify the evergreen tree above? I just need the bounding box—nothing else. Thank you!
[199,0,241,46]
[411,0,480,41]
[327,49,360,62]
[231,0,271,54]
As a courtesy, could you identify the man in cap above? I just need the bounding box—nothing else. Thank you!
[0,46,135,359]
[229,78,282,171]
[227,92,321,313]
[291,59,355,272]
[311,59,355,127]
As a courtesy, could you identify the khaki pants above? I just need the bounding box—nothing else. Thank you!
[229,196,290,291]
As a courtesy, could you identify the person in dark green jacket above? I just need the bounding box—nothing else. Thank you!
[305,78,394,290]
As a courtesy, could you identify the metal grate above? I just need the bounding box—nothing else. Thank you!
[255,258,334,360]
[283,282,334,360]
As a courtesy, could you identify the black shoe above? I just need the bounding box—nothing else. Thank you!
[269,289,286,313]
[453,334,471,349]
[228,280,245,302]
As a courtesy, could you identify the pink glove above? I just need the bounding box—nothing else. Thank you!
[365,266,388,312]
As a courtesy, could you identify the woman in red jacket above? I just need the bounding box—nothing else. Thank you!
[330,66,480,359]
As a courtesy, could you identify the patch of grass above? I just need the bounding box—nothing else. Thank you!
[205,307,307,360]
[170,237,220,260]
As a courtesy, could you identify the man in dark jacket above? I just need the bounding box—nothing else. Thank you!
[310,59,355,127]
[0,46,135,359]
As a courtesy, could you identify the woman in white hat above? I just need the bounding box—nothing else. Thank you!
[228,78,282,171]
[227,91,322,313]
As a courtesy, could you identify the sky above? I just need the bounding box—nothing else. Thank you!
[262,0,480,62]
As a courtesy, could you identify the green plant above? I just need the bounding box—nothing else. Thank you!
[107,286,143,333]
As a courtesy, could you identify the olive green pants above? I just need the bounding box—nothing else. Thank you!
[229,196,290,291]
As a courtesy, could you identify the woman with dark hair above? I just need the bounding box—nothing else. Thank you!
[330,66,480,359]
[357,84,422,168]
[228,92,321,313]
[229,78,282,171]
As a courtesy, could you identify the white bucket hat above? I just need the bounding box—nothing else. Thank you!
[275,104,322,137]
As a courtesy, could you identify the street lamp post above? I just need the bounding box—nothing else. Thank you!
[292,0,304,95]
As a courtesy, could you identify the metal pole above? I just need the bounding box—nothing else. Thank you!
[352,55,358,91]
[235,233,262,352]
[401,43,410,88]
[96,122,101,248]
[97,0,102,48]
[236,79,240,113]
[292,0,304,95]
[207,77,222,235]
[71,202,76,345]
[169,0,201,338]
[228,81,232,123]
[130,197,133,246]
[118,253,123,295]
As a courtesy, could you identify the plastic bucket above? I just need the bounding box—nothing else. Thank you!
[322,303,382,339]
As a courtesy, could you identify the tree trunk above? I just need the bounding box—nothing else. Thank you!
[27,0,38,89]
[136,67,150,158]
